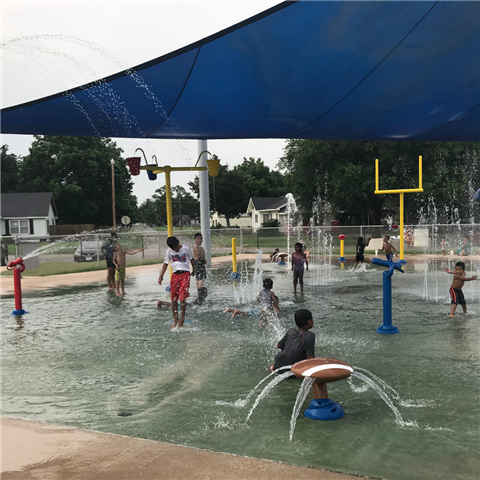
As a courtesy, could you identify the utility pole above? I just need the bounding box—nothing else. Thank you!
[111,159,116,232]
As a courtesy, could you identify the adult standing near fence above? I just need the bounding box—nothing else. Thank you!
[102,232,118,290]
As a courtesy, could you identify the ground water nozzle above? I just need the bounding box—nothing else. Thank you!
[292,357,353,421]
[6,257,28,316]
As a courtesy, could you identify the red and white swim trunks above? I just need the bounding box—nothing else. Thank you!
[170,271,191,303]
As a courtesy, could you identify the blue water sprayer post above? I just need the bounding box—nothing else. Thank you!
[371,258,406,334]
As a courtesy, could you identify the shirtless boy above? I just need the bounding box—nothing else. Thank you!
[112,243,143,296]
[379,235,397,262]
[445,262,477,318]
[193,233,207,304]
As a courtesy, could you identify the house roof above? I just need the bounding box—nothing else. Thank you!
[1,193,57,218]
[250,196,287,211]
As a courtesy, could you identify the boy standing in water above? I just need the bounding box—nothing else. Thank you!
[112,243,143,296]
[102,232,117,290]
[193,233,208,304]
[379,235,397,262]
[292,242,308,293]
[445,262,477,318]
[272,309,315,372]
[158,237,195,328]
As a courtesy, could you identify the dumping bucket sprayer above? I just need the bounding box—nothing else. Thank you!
[6,257,28,316]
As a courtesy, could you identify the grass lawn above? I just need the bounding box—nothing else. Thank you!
[1,259,160,277]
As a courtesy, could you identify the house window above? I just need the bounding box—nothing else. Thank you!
[10,220,29,235]
[255,214,258,223]
[263,214,270,223]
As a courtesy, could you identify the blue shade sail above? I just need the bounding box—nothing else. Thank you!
[2,1,479,141]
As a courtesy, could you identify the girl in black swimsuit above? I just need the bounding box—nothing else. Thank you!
[353,236,371,270]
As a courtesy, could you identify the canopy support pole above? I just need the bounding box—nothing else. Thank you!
[198,140,212,267]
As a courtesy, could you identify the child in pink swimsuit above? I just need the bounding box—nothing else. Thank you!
[292,242,308,293]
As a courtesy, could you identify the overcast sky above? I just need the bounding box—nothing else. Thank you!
[1,1,287,205]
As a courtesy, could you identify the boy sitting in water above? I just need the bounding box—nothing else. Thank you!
[270,248,280,262]
[272,309,315,372]
[445,261,477,318]
[113,243,143,296]
[223,278,279,323]
[379,235,397,262]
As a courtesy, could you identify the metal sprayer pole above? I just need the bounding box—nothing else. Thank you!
[111,160,116,232]
[198,140,212,267]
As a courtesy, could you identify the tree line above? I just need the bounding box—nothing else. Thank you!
[2,136,478,227]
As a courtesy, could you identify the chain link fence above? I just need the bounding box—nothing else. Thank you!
[1,224,478,272]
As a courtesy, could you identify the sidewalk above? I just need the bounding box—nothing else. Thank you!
[0,254,268,296]
[1,416,362,480]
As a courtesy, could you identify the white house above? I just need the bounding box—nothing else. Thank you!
[211,212,251,228]
[1,192,58,237]
[247,196,288,230]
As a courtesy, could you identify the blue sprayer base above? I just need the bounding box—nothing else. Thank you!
[278,261,287,266]
[11,309,28,316]
[230,272,241,281]
[304,398,345,421]
[377,324,399,334]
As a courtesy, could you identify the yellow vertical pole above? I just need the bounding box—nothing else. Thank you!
[375,159,379,192]
[340,239,345,269]
[165,168,173,281]
[165,168,173,237]
[399,192,404,261]
[232,238,237,273]
[418,155,422,190]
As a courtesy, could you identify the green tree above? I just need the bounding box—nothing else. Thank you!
[279,140,480,225]
[20,136,138,225]
[188,164,249,227]
[139,186,200,227]
[138,199,159,226]
[233,157,287,198]
[1,145,22,193]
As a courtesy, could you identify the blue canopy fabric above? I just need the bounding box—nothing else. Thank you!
[2,1,479,141]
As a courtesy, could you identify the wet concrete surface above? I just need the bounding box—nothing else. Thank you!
[2,416,363,480]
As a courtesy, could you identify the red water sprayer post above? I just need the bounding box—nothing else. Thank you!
[6,258,28,315]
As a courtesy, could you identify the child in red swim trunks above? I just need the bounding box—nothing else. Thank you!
[158,236,195,328]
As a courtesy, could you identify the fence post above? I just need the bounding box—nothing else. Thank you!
[158,232,161,261]
[96,234,100,268]
[240,228,244,254]
[142,235,145,259]
[15,237,20,259]
[257,230,260,249]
